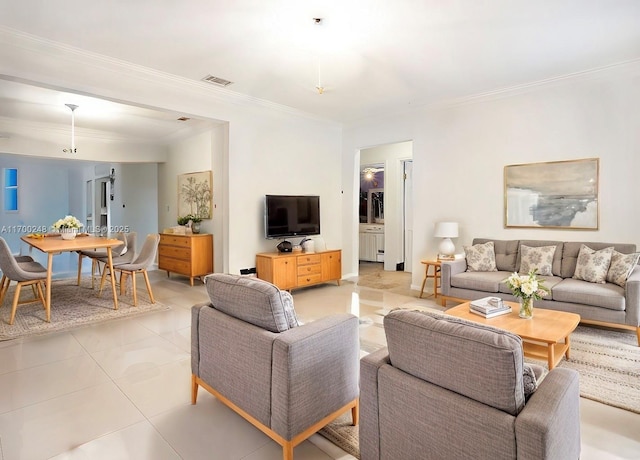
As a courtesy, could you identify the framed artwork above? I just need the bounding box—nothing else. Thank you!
[178,170,213,219]
[504,158,599,229]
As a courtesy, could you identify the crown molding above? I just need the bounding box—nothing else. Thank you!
[0,26,339,126]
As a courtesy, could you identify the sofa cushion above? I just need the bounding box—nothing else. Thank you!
[606,251,640,287]
[552,278,625,311]
[452,271,510,293]
[384,310,526,416]
[519,244,556,276]
[204,273,299,333]
[573,244,614,284]
[516,240,563,276]
[472,239,519,272]
[464,241,498,272]
[561,241,637,278]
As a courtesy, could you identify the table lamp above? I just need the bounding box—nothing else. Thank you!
[434,222,459,258]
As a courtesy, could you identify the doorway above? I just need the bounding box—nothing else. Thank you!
[358,141,413,275]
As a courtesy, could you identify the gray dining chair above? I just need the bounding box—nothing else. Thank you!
[77,232,137,288]
[99,234,160,306]
[0,237,48,325]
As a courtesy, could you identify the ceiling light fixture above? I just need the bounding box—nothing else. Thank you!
[62,103,78,153]
[313,18,324,95]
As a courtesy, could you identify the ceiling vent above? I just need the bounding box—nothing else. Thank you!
[202,75,233,87]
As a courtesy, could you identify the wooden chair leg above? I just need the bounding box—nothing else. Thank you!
[9,283,23,325]
[191,374,199,404]
[98,264,109,296]
[77,253,83,286]
[0,275,9,305]
[283,442,294,460]
[131,271,138,306]
[142,270,155,304]
[351,399,359,426]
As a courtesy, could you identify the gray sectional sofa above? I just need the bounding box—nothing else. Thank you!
[440,238,640,345]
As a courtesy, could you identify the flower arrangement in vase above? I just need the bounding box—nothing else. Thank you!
[52,215,83,240]
[505,269,550,319]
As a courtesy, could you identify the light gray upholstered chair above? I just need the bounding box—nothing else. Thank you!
[99,233,159,306]
[192,274,359,460]
[0,237,48,325]
[76,232,136,288]
[360,309,581,460]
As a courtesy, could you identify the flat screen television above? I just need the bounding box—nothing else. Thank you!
[264,194,320,239]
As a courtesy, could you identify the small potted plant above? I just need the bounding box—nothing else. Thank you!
[188,214,202,234]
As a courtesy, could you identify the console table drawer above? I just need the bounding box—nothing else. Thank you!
[159,257,191,274]
[297,273,323,286]
[297,254,321,266]
[159,234,192,248]
[297,263,321,276]
[159,245,191,260]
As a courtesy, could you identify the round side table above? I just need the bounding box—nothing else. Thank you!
[419,260,441,298]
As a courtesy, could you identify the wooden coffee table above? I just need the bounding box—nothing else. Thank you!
[447,301,580,369]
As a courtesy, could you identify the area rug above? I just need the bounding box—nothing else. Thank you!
[317,324,640,459]
[0,278,170,341]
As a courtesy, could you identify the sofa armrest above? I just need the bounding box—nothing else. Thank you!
[515,368,581,460]
[625,265,640,327]
[441,259,466,296]
[270,313,359,440]
[360,348,390,460]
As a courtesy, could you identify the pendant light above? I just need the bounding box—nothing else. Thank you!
[62,103,78,153]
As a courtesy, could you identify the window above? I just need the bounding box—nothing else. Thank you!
[4,168,18,212]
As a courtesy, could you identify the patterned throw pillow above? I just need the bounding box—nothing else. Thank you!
[573,245,614,284]
[519,245,556,276]
[606,251,640,287]
[464,241,498,272]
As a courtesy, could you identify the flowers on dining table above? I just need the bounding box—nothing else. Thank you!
[52,215,83,230]
[505,269,549,300]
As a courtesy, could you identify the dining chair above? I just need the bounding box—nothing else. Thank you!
[99,234,160,306]
[0,237,49,325]
[77,232,136,288]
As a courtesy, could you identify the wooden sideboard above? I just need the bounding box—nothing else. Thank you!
[256,249,342,290]
[158,233,213,286]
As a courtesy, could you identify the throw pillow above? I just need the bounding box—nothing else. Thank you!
[573,245,614,284]
[606,250,640,287]
[464,241,498,272]
[519,245,556,276]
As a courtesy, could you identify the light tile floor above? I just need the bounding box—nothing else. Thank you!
[0,265,638,459]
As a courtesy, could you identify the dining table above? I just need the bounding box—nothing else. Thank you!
[20,234,123,322]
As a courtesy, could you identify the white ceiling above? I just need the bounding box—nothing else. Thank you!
[1,0,640,142]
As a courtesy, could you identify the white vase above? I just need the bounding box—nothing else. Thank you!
[60,228,77,240]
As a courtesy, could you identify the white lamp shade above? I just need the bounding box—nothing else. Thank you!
[434,222,459,238]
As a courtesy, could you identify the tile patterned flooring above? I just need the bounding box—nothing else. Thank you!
[0,264,638,459]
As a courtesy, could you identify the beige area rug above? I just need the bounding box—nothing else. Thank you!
[0,278,170,341]
[318,324,640,459]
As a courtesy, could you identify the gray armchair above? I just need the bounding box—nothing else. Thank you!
[0,237,48,325]
[360,309,581,460]
[191,273,359,460]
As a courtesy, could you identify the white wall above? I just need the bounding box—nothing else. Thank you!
[162,127,225,273]
[344,61,640,289]
[0,32,345,277]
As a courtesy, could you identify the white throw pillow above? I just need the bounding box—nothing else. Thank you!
[606,251,640,287]
[519,245,556,276]
[573,245,614,284]
[464,241,498,272]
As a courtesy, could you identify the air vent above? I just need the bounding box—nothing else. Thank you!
[202,75,233,87]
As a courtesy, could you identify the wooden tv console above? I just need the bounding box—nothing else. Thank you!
[256,250,342,290]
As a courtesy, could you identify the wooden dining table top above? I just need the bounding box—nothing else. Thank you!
[21,234,122,252]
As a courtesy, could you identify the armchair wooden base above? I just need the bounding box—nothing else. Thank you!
[191,374,358,460]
